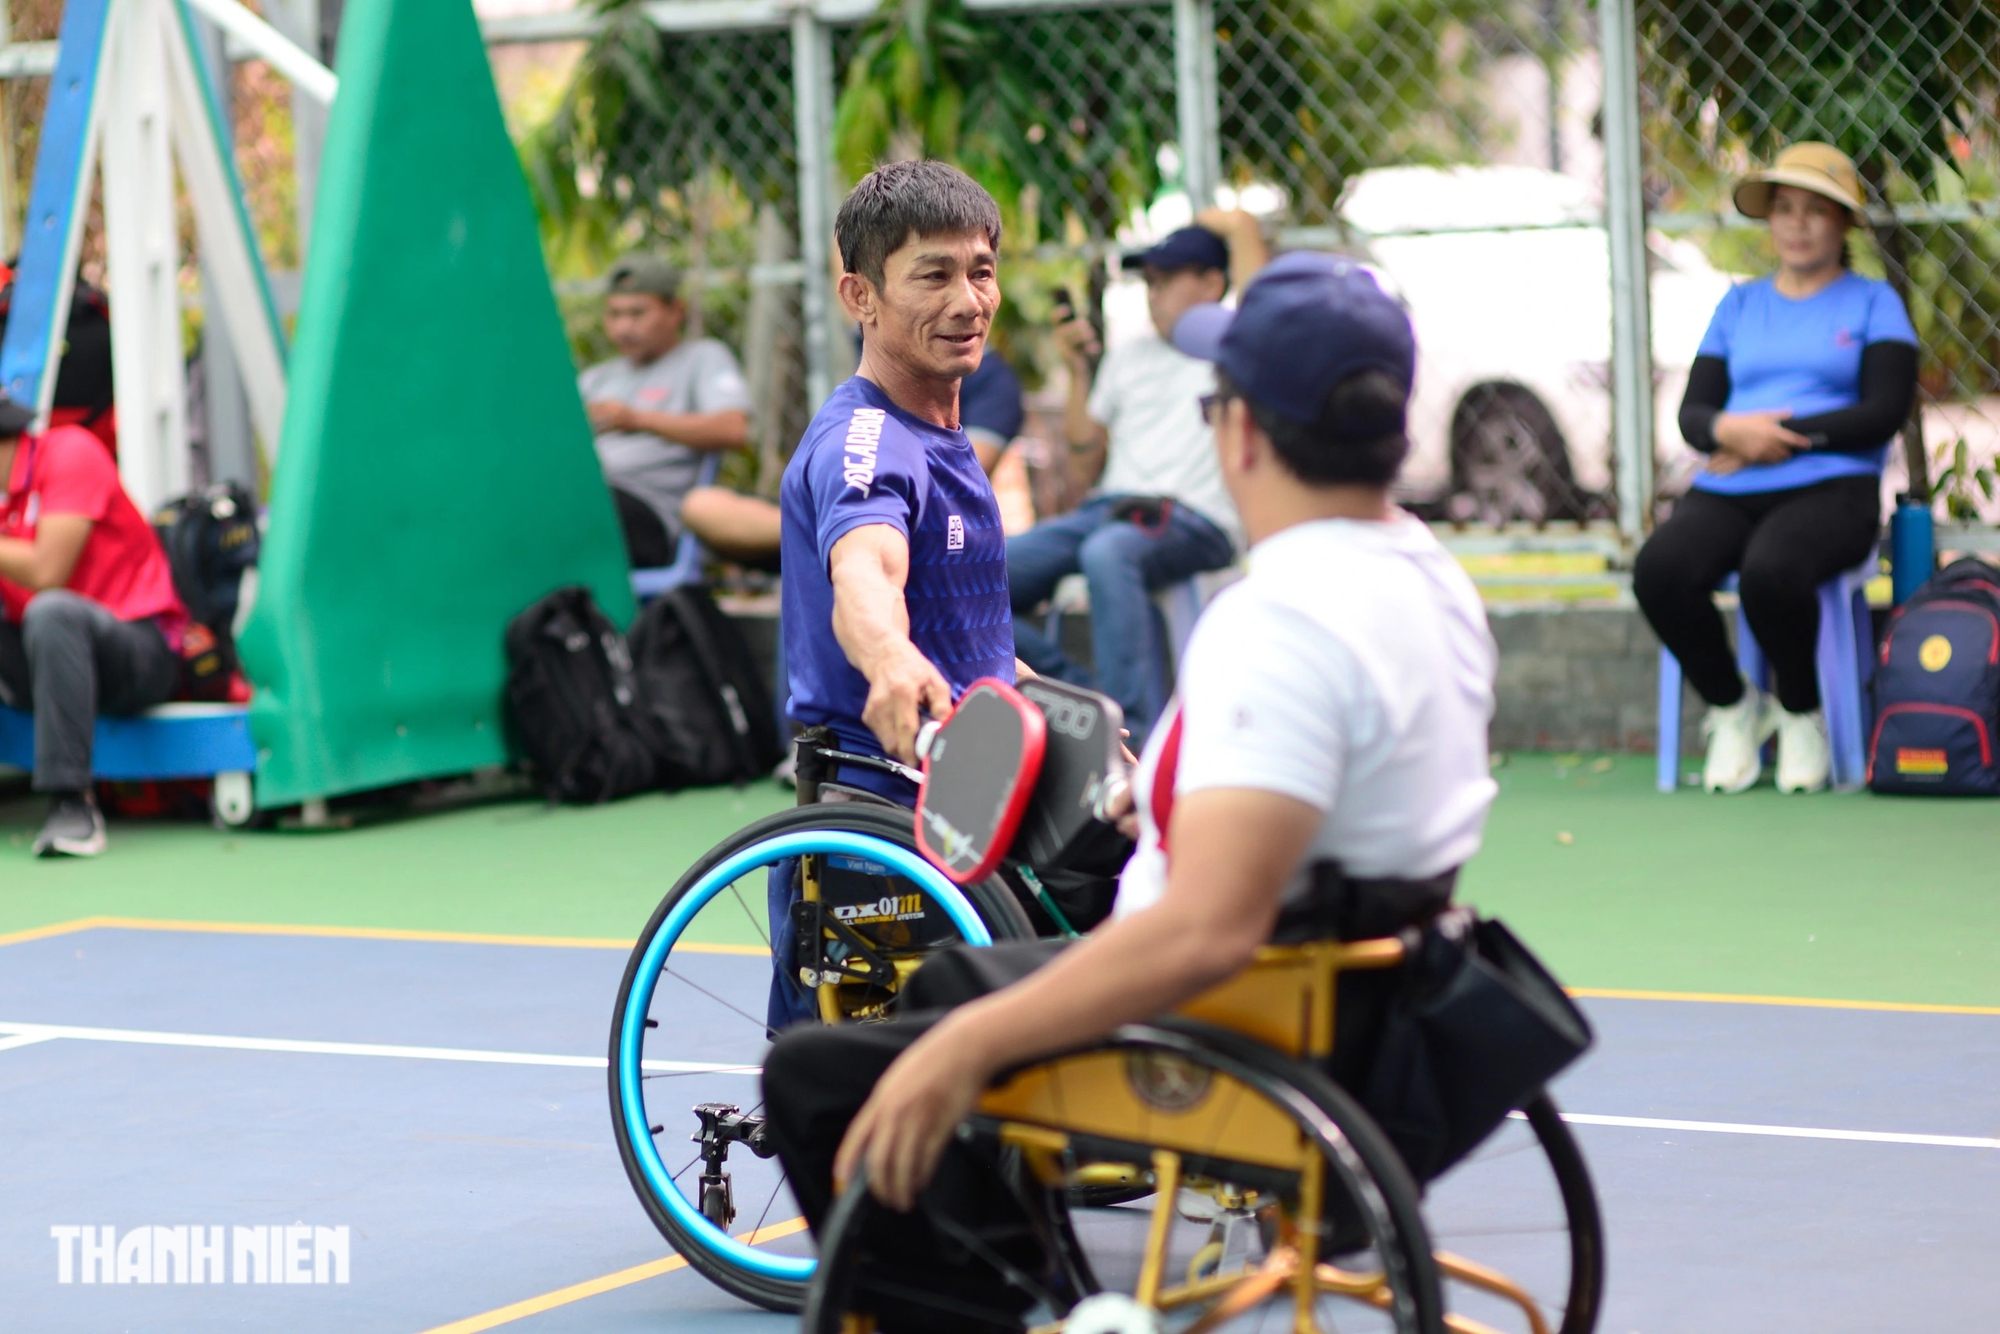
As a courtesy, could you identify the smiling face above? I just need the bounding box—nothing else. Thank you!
[842,229,999,384]
[1766,184,1850,275]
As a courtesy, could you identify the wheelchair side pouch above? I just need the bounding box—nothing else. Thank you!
[1358,913,1593,1184]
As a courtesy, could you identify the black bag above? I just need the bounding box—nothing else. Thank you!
[629,585,784,788]
[1868,556,2000,794]
[1359,912,1593,1183]
[503,586,667,803]
[152,483,260,701]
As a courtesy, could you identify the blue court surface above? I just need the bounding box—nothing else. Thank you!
[3,921,1997,1332]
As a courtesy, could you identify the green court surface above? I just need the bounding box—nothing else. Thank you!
[4,756,1997,1007]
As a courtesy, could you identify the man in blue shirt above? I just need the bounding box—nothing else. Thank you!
[771,160,1016,1024]
[780,159,1015,792]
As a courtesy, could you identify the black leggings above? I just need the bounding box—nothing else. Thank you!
[1632,475,1879,714]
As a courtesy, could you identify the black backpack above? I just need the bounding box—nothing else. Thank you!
[504,586,668,803]
[1868,556,2000,794]
[628,585,783,788]
[152,483,260,701]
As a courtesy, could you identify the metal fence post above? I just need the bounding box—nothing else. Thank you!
[791,3,835,411]
[1172,0,1218,210]
[1599,0,1653,541]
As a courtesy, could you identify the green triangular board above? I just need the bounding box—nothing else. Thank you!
[238,0,632,808]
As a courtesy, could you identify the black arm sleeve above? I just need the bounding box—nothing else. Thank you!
[1677,354,1729,454]
[1783,341,1920,455]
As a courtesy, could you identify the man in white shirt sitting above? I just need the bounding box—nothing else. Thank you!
[762,251,1500,1319]
[1007,214,1266,744]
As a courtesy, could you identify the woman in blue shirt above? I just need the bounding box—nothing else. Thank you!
[1633,142,1917,795]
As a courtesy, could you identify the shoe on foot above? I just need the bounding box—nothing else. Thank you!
[33,790,106,857]
[1702,683,1773,793]
[1775,707,1831,793]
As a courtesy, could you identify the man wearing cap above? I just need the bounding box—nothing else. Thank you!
[0,398,188,856]
[1633,141,1918,795]
[1005,210,1268,745]
[759,252,1497,1315]
[578,252,781,569]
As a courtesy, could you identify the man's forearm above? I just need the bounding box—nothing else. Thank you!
[1063,365,1106,452]
[628,409,749,451]
[942,896,1255,1079]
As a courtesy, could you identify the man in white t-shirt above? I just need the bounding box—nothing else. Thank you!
[577,253,781,569]
[1006,214,1267,744]
[762,252,1500,1288]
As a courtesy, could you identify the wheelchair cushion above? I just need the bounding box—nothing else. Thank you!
[917,679,1046,884]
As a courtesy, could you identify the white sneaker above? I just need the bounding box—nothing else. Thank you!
[1701,683,1773,793]
[1775,707,1831,793]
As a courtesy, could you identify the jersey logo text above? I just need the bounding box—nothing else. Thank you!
[843,408,888,495]
[947,514,965,550]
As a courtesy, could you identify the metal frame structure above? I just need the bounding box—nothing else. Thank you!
[0,0,326,511]
[3,0,1993,560]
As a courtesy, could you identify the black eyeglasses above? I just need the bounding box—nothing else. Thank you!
[1198,392,1237,425]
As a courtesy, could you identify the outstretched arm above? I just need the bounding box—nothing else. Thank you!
[828,523,955,764]
[834,786,1320,1210]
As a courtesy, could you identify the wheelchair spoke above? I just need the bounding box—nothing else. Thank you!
[729,881,772,951]
[661,965,779,1040]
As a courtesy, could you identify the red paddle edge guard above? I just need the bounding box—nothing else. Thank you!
[915,677,1048,884]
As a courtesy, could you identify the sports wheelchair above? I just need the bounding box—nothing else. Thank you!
[607,678,1131,1311]
[798,680,1604,1334]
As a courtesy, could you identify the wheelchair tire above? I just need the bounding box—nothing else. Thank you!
[1520,1093,1605,1334]
[802,1016,1448,1334]
[608,803,1032,1313]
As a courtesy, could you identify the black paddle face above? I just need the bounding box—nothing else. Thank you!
[917,684,1041,882]
[1014,678,1128,871]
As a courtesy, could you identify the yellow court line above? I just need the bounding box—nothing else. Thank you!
[0,917,106,948]
[1571,987,2000,1018]
[0,915,769,956]
[414,1217,809,1334]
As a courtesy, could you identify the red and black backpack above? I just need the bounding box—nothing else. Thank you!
[1868,557,2000,794]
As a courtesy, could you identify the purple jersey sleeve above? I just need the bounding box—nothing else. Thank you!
[809,402,926,568]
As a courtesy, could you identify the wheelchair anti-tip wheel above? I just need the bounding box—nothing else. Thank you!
[607,803,1033,1312]
[802,1019,1449,1334]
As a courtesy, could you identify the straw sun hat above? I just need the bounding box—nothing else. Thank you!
[1732,141,1866,223]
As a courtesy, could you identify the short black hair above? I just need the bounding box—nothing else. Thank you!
[836,161,1002,289]
[1217,365,1410,486]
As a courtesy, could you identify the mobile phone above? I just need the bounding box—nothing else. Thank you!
[1053,286,1075,320]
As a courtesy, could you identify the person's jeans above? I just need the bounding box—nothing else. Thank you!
[0,590,182,791]
[1007,496,1235,743]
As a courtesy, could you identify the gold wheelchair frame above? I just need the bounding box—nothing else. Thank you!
[805,937,1601,1334]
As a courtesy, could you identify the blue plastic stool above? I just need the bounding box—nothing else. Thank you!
[629,454,721,603]
[1656,554,1876,792]
[0,701,259,821]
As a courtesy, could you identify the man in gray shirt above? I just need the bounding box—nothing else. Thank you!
[578,253,779,568]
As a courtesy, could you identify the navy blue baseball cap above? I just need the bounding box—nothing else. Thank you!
[1120,225,1230,274]
[1171,251,1415,426]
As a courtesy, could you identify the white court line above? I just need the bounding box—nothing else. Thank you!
[0,1031,59,1053]
[4,1020,1992,1148]
[1539,1110,2000,1151]
[0,1021,756,1075]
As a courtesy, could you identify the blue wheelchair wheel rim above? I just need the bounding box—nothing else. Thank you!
[618,828,994,1282]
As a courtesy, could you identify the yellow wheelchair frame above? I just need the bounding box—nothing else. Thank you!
[808,936,1598,1334]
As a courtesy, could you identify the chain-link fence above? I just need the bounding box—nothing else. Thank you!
[1636,0,2000,522]
[4,0,1997,543]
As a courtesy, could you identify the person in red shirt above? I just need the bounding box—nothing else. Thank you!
[0,395,186,856]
